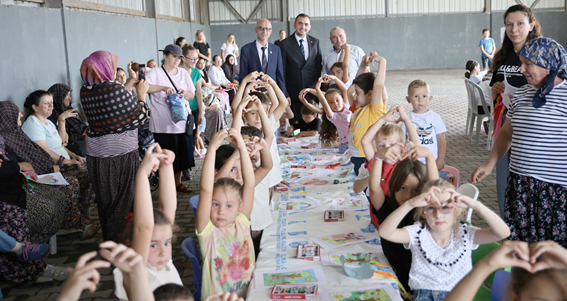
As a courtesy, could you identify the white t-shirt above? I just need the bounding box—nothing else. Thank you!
[113,259,182,300]
[264,114,282,187]
[404,222,479,291]
[221,43,239,65]
[22,115,70,160]
[251,174,273,230]
[402,110,447,162]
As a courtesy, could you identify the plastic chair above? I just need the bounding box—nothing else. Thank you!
[473,285,491,301]
[463,77,474,136]
[491,270,512,301]
[181,237,202,300]
[440,165,460,188]
[457,183,480,223]
[464,79,492,145]
[189,195,200,217]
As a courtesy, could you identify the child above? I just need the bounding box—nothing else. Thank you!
[153,283,193,301]
[479,29,495,71]
[196,128,255,299]
[349,52,387,175]
[404,80,447,170]
[464,60,483,84]
[286,104,321,138]
[114,143,180,300]
[445,240,567,301]
[379,179,511,300]
[299,74,351,152]
[331,43,351,87]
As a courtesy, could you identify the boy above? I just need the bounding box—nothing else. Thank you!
[286,104,321,137]
[403,80,447,170]
[479,29,495,71]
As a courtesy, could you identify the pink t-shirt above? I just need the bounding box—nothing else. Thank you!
[147,67,195,134]
[327,106,353,144]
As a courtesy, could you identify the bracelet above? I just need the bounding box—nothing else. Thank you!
[373,154,383,162]
[56,156,65,166]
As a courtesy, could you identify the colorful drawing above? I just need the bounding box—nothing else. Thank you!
[272,201,318,211]
[321,233,366,246]
[327,288,393,301]
[291,171,316,178]
[333,198,367,210]
[329,252,378,266]
[262,269,318,286]
[298,178,329,185]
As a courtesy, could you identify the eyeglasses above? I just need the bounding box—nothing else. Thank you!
[256,26,272,32]
[187,58,199,61]
[424,205,454,215]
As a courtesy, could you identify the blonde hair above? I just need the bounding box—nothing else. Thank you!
[226,34,236,46]
[407,79,430,95]
[413,179,461,224]
[195,30,206,43]
[376,124,406,144]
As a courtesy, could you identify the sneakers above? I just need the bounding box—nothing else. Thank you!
[17,242,52,261]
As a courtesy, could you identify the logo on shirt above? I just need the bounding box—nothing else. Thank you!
[413,120,434,138]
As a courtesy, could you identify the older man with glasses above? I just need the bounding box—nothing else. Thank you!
[239,19,286,93]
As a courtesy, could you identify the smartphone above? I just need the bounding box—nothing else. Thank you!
[138,64,146,80]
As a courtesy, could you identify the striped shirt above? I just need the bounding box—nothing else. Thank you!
[507,80,567,187]
[86,129,138,158]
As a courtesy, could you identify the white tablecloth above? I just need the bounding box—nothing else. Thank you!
[246,137,403,300]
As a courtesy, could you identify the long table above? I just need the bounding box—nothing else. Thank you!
[246,137,403,300]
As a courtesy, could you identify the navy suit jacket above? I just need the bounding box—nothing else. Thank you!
[239,41,286,95]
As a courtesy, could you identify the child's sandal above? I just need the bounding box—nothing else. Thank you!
[176,183,192,193]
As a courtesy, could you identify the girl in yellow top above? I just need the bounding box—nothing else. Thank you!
[196,128,256,299]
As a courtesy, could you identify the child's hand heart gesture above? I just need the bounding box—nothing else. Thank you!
[409,187,441,209]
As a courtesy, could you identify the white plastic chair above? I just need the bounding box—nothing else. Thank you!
[464,79,492,146]
[457,183,480,223]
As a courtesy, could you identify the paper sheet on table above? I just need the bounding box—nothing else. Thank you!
[501,72,517,108]
[254,265,327,290]
[321,249,386,266]
[332,197,369,210]
[271,200,320,211]
[311,232,375,249]
[32,172,69,185]
[320,284,403,301]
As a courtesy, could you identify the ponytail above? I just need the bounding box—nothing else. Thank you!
[464,60,478,79]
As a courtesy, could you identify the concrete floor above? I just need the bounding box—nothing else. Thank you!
[0,68,498,300]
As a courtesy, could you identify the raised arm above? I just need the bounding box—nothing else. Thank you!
[215,149,239,180]
[251,98,274,185]
[231,94,253,132]
[368,158,386,213]
[263,74,289,121]
[227,129,255,219]
[197,129,227,233]
[315,77,335,118]
[298,88,324,115]
[231,71,259,112]
[341,45,350,84]
[360,108,397,161]
[157,149,177,224]
[371,53,387,105]
[397,106,420,145]
[196,78,205,126]
[406,145,439,182]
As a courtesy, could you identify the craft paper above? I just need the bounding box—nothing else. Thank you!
[254,265,327,290]
[322,250,385,266]
[320,284,403,301]
[271,200,320,211]
[332,198,368,210]
[311,232,374,249]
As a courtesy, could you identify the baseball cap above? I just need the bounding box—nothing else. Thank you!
[159,44,185,58]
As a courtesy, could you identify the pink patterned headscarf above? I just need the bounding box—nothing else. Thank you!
[80,51,118,86]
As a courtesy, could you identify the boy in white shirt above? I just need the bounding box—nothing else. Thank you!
[402,80,447,170]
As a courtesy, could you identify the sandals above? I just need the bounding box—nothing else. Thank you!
[176,183,192,193]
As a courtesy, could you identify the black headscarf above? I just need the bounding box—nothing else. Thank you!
[47,84,87,143]
[221,55,237,83]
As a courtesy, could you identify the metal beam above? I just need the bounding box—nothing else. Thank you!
[245,0,267,23]
[484,0,491,13]
[220,0,247,23]
[514,0,523,4]
[530,0,542,8]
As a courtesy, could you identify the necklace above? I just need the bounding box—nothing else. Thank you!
[416,223,467,267]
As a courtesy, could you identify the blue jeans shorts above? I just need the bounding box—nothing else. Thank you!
[413,289,449,301]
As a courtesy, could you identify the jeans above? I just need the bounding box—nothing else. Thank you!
[0,229,17,253]
[351,157,366,176]
[413,289,449,301]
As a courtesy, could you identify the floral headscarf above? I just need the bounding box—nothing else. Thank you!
[80,51,118,87]
[0,101,54,174]
[518,37,567,108]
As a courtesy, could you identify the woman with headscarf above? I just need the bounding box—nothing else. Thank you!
[46,84,88,157]
[0,101,95,242]
[221,54,239,85]
[473,37,567,246]
[79,50,150,242]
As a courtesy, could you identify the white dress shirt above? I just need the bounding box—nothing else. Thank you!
[255,40,269,65]
[208,65,230,86]
[295,34,309,61]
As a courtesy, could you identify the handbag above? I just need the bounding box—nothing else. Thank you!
[162,66,190,124]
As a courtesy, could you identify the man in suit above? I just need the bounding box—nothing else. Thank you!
[239,19,286,93]
[279,13,322,119]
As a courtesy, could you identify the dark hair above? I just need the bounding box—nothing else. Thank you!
[121,209,175,245]
[330,62,343,71]
[295,13,310,21]
[249,91,270,106]
[325,88,342,98]
[387,159,426,210]
[319,111,339,147]
[510,267,567,298]
[24,90,52,118]
[465,60,479,79]
[241,126,263,138]
[116,67,125,73]
[279,29,286,34]
[300,102,316,115]
[182,44,196,57]
[175,37,185,46]
[352,72,375,95]
[213,55,221,62]
[153,283,192,301]
[215,144,236,170]
[491,4,542,74]
[482,28,489,33]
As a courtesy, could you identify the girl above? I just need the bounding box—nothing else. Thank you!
[349,52,387,175]
[464,60,482,84]
[196,128,255,299]
[299,74,351,153]
[445,240,567,301]
[221,34,239,65]
[113,143,180,300]
[379,180,511,301]
[194,30,212,66]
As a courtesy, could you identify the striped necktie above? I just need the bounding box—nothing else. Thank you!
[261,47,267,73]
